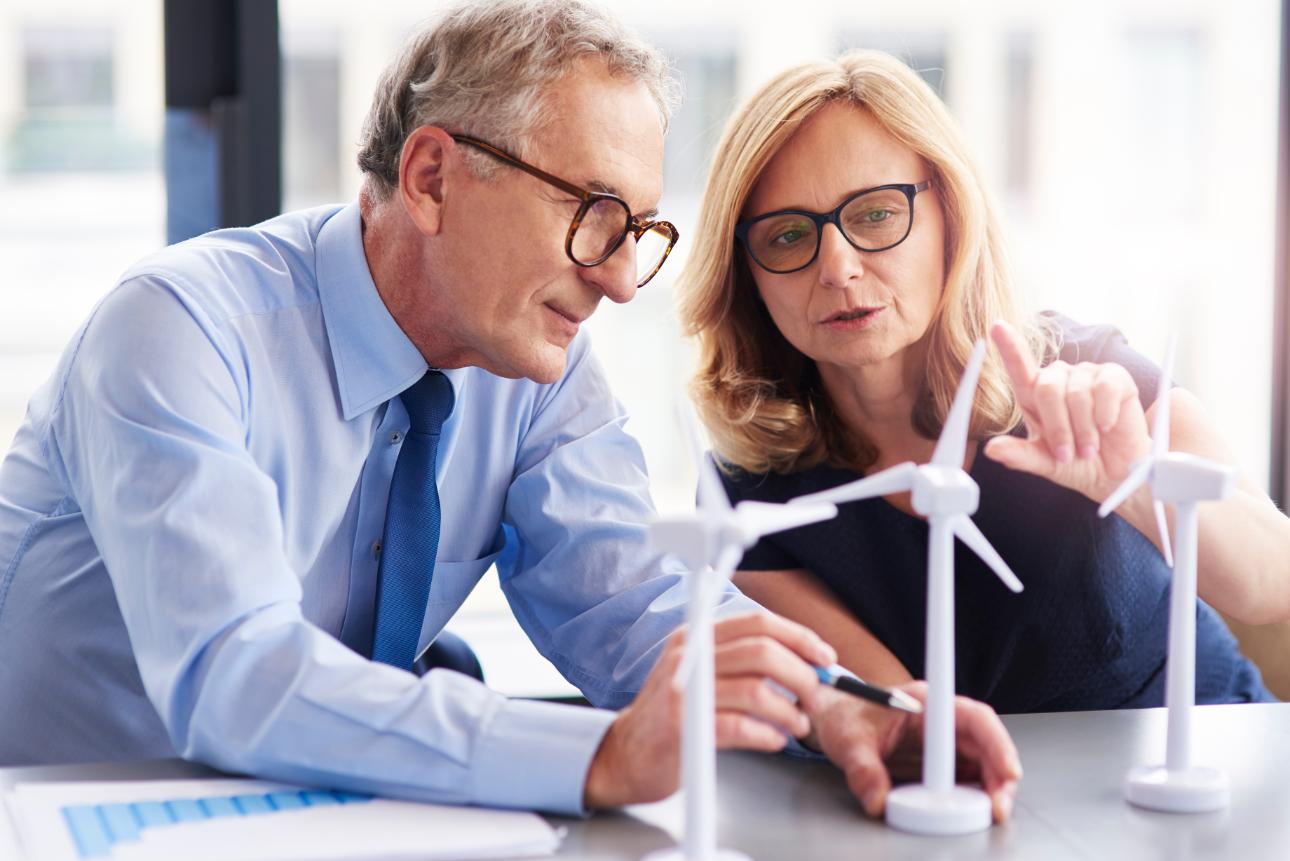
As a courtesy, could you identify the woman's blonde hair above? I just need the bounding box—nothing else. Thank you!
[678,50,1054,475]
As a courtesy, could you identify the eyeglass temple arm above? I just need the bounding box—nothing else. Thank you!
[450,134,591,201]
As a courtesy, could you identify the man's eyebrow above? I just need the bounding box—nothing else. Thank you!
[585,179,659,220]
[585,179,618,195]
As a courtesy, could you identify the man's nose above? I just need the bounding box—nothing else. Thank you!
[581,236,638,304]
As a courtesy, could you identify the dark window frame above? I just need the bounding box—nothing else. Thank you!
[163,0,280,237]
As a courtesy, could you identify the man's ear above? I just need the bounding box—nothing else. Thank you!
[398,126,457,237]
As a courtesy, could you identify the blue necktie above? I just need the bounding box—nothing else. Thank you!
[371,370,455,670]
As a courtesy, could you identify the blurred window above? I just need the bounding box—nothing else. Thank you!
[12,25,153,173]
[0,5,164,449]
[24,26,112,108]
[282,28,341,210]
[839,28,948,96]
[1004,31,1035,196]
[1123,28,1204,212]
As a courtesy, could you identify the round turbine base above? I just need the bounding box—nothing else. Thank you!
[641,848,752,861]
[1124,764,1229,813]
[885,784,992,835]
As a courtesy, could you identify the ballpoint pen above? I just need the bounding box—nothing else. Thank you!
[815,665,924,714]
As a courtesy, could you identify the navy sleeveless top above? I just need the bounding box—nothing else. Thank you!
[721,317,1274,712]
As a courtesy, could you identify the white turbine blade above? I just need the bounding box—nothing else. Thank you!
[932,338,988,467]
[1152,336,1176,458]
[672,544,742,690]
[671,576,708,691]
[793,462,917,506]
[733,500,838,540]
[951,514,1023,593]
[696,453,733,515]
[676,400,731,514]
[648,518,709,573]
[710,543,743,584]
[1097,458,1153,518]
[1154,499,1175,568]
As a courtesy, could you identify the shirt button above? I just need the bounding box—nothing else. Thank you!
[372,540,383,558]
[390,431,402,445]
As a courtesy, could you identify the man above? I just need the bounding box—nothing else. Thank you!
[0,0,1019,818]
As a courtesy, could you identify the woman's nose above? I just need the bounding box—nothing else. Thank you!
[815,223,865,289]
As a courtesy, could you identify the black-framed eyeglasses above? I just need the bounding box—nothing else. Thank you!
[734,181,932,275]
[451,134,679,288]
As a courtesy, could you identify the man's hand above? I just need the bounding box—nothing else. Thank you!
[583,612,836,809]
[806,681,1022,823]
[984,320,1151,505]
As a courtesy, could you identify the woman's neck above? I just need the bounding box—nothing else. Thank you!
[816,345,936,471]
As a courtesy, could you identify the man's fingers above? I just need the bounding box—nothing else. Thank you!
[664,626,687,651]
[842,747,894,819]
[652,636,688,692]
[951,695,1023,823]
[712,612,835,666]
[990,779,1019,823]
[714,676,810,738]
[713,635,822,704]
[953,696,1022,777]
[800,686,900,818]
[714,710,789,752]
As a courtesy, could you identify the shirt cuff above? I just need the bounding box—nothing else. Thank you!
[471,697,617,816]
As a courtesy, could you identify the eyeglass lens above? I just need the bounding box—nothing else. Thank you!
[570,197,673,286]
[746,187,913,273]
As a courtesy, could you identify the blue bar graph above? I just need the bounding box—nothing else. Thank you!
[97,804,141,843]
[197,796,240,818]
[231,794,273,816]
[131,801,171,828]
[60,789,372,858]
[165,798,206,822]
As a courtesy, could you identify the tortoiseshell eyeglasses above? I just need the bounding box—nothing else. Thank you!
[452,134,678,287]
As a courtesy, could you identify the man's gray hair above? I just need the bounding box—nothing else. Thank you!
[357,0,679,199]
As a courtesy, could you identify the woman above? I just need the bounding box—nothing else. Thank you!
[677,50,1286,714]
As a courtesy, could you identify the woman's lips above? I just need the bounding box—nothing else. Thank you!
[821,306,884,331]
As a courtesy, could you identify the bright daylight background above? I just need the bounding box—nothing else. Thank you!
[0,0,1282,696]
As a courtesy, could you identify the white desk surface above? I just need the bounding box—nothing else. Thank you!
[4,703,1288,860]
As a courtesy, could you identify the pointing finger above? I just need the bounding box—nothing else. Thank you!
[990,321,1041,413]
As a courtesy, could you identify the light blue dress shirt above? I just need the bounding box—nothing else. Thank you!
[0,202,754,815]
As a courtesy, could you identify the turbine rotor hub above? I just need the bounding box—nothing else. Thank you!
[911,466,980,517]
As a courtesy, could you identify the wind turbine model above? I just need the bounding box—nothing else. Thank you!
[642,408,838,861]
[794,339,1024,836]
[1098,338,1236,813]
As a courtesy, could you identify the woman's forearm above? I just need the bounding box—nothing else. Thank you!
[1117,390,1290,625]
[733,568,915,686]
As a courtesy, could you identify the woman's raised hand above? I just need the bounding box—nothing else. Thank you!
[982,321,1152,504]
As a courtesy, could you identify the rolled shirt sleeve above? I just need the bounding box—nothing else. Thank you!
[498,335,763,711]
[5,197,774,812]
[46,276,613,814]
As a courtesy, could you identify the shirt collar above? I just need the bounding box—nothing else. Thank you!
[316,201,429,420]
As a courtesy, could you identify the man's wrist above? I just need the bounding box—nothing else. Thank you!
[583,711,625,809]
[809,685,904,748]
[472,696,616,816]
